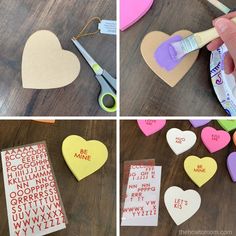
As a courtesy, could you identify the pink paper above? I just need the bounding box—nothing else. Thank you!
[137,120,166,136]
[120,0,154,31]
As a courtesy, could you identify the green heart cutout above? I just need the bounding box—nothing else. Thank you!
[217,120,236,132]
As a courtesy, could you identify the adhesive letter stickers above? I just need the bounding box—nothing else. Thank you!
[121,165,162,226]
[1,142,67,236]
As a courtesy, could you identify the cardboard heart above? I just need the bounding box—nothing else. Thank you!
[189,120,211,128]
[120,0,154,31]
[227,152,236,182]
[184,156,217,187]
[217,120,236,132]
[166,128,197,155]
[201,127,231,153]
[62,135,108,181]
[141,30,199,87]
[164,186,201,225]
[137,120,166,136]
[22,30,80,89]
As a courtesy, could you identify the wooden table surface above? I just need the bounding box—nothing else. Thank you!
[120,120,236,235]
[0,120,116,236]
[120,0,235,116]
[0,0,116,116]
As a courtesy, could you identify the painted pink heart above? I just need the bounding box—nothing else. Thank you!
[137,120,166,136]
[201,127,231,153]
[120,0,154,31]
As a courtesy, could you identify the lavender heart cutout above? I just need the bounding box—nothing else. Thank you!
[189,120,211,128]
[227,152,236,182]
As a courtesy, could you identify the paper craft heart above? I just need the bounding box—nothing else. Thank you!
[62,135,108,181]
[120,0,154,31]
[189,120,211,128]
[217,120,236,132]
[137,120,166,136]
[141,30,199,87]
[201,127,231,153]
[22,30,80,89]
[233,131,236,146]
[184,156,217,187]
[33,120,55,124]
[227,152,236,182]
[164,186,201,225]
[166,128,197,155]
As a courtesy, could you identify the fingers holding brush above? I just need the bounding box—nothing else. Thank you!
[207,12,236,51]
[224,52,235,74]
[207,12,236,75]
[207,38,223,51]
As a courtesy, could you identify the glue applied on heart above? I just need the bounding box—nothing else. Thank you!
[154,35,185,71]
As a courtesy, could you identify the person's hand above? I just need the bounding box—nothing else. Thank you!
[207,12,236,76]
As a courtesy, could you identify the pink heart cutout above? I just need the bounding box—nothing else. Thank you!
[137,120,166,136]
[201,127,231,153]
[120,0,154,31]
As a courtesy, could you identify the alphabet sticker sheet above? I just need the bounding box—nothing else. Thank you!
[121,165,162,226]
[1,142,67,236]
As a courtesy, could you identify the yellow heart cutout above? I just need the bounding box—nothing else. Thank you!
[141,30,199,87]
[62,135,108,181]
[22,30,80,89]
[184,156,217,187]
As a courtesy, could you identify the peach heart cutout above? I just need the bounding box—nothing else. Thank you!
[22,30,81,89]
[141,30,199,87]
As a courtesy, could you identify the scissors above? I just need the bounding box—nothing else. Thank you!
[72,38,117,113]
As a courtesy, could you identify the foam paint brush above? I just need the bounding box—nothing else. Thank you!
[169,17,236,60]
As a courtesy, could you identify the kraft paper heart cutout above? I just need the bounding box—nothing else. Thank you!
[22,30,80,89]
[141,30,199,87]
[166,128,197,155]
[137,120,166,136]
[184,156,217,187]
[227,152,236,182]
[120,0,154,31]
[189,120,211,128]
[62,135,108,181]
[164,186,201,225]
[217,120,236,132]
[201,127,231,153]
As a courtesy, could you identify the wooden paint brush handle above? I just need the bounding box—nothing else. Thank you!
[195,17,236,48]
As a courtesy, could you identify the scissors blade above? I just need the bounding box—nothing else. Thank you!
[102,70,116,91]
[72,38,103,75]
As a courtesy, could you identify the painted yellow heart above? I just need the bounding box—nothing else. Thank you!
[62,135,108,181]
[22,30,80,89]
[140,30,199,87]
[184,156,217,187]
